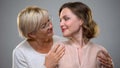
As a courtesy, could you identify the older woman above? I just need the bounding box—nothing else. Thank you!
[12,6,65,68]
[58,2,113,68]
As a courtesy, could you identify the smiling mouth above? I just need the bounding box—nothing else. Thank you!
[62,28,67,32]
[62,29,64,32]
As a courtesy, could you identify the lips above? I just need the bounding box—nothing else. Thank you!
[62,29,64,32]
[61,28,67,32]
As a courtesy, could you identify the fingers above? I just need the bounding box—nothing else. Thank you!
[51,44,60,53]
[98,57,113,68]
[99,50,111,58]
[45,44,65,68]
[98,56,112,64]
[97,50,112,63]
[48,43,65,61]
[97,50,113,68]
[54,44,65,61]
[56,45,65,61]
[55,44,65,54]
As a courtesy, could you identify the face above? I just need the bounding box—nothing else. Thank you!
[30,18,53,40]
[59,8,83,37]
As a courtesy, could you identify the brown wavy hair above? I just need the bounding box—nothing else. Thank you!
[59,2,99,43]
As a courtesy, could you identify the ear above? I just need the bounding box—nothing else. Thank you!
[79,19,84,26]
[28,32,36,39]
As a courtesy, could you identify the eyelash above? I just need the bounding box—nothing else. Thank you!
[65,17,70,21]
[41,19,50,29]
[41,23,47,29]
[60,17,70,22]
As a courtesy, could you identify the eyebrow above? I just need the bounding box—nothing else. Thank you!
[60,15,67,19]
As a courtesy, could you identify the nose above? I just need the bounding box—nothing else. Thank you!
[47,22,53,29]
[60,19,64,27]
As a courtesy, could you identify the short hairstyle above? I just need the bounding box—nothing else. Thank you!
[59,2,99,43]
[17,6,49,39]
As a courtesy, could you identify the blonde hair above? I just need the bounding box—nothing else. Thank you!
[17,6,49,39]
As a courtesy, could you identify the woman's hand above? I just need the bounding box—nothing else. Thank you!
[97,50,114,68]
[44,44,65,68]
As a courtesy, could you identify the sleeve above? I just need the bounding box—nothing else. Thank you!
[12,49,28,68]
[40,65,46,68]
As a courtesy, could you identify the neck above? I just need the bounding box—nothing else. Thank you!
[28,38,53,53]
[69,28,85,48]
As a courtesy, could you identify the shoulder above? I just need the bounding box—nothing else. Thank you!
[88,42,106,50]
[53,35,68,41]
[13,40,30,56]
[52,35,69,48]
[53,35,68,44]
[86,42,110,60]
[14,40,28,50]
[87,42,108,53]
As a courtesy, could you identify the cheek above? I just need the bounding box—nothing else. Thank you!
[70,25,80,32]
[65,20,74,28]
[37,31,47,37]
[68,22,81,35]
[68,21,80,30]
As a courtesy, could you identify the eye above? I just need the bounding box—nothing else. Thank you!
[40,19,51,29]
[41,23,47,29]
[48,19,50,22]
[64,16,70,21]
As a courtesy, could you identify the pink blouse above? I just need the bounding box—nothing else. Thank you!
[58,41,108,68]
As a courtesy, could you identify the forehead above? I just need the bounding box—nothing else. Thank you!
[60,8,72,16]
[60,8,74,18]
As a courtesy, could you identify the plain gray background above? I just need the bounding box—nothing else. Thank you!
[0,0,120,68]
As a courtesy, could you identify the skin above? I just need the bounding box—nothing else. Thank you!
[59,7,113,68]
[28,18,65,68]
[97,50,113,68]
[60,8,83,38]
[60,8,84,48]
[45,45,65,68]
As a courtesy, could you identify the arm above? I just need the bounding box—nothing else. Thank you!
[12,49,28,68]
[44,44,65,68]
[97,50,114,68]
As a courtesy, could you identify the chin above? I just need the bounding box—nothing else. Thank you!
[62,33,71,37]
[48,33,53,38]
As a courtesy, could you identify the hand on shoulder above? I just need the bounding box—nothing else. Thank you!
[97,50,114,68]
